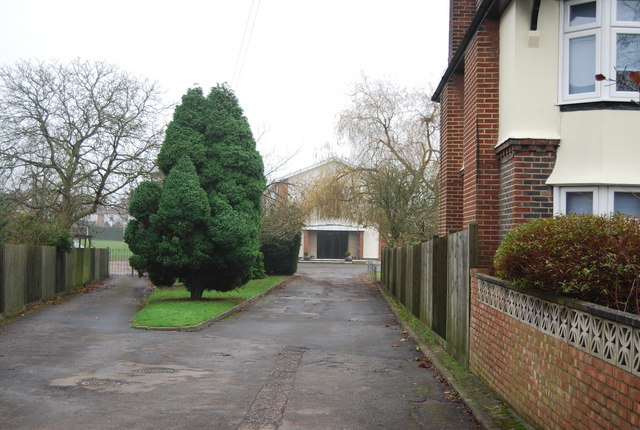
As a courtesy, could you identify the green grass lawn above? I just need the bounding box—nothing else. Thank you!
[132,276,289,328]
[92,239,130,252]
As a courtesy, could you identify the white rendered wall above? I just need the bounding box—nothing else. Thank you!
[547,110,640,185]
[498,0,561,146]
[362,228,380,259]
[499,0,640,187]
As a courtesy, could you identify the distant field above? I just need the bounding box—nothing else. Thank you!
[92,240,130,252]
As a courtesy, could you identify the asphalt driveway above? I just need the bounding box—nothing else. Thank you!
[0,263,480,430]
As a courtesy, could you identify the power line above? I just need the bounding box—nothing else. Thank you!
[231,0,261,89]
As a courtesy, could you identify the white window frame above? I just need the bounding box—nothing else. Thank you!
[555,185,640,215]
[556,186,600,214]
[613,0,640,24]
[610,27,640,97]
[564,29,602,101]
[559,0,640,103]
[607,186,640,213]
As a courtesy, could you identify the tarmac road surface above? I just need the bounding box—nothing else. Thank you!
[0,263,481,430]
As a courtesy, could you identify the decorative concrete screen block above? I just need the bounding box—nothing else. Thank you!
[477,278,640,377]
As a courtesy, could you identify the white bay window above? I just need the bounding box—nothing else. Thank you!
[561,0,640,103]
[555,186,640,216]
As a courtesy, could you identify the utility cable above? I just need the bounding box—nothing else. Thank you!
[231,0,261,89]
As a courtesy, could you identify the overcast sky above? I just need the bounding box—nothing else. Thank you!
[0,0,449,176]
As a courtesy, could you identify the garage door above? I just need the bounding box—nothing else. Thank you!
[316,231,348,259]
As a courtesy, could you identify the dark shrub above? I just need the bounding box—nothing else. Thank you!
[2,213,73,252]
[251,251,266,279]
[261,233,301,275]
[494,214,640,314]
[129,254,176,286]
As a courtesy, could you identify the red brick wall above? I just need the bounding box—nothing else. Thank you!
[438,74,465,236]
[496,139,560,239]
[449,0,477,60]
[438,13,502,266]
[470,274,640,430]
[303,230,309,255]
[460,19,501,267]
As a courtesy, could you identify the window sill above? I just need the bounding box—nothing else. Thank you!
[559,101,640,112]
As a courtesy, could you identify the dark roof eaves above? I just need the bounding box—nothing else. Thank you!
[432,0,510,102]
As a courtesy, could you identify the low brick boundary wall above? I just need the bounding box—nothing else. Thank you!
[470,273,640,429]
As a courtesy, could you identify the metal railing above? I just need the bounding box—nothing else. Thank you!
[108,248,135,276]
[367,260,380,280]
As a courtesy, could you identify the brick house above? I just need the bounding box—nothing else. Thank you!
[269,159,381,260]
[434,0,640,268]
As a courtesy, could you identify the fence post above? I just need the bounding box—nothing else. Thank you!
[468,221,479,268]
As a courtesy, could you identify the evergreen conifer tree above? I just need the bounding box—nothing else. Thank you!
[125,85,265,299]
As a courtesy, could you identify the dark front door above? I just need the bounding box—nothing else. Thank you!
[317,231,348,259]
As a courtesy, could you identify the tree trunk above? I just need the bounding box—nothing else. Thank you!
[190,286,204,300]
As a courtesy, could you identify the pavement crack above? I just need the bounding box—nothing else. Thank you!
[237,345,304,430]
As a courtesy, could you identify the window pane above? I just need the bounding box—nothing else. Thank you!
[570,2,597,26]
[569,35,596,94]
[617,0,640,21]
[616,33,640,91]
[614,192,640,216]
[566,192,593,214]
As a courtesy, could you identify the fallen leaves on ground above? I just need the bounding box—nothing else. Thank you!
[77,282,108,294]
[417,355,432,369]
[444,390,462,403]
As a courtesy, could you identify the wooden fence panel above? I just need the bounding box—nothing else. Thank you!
[388,248,395,294]
[411,243,422,318]
[420,241,433,326]
[82,248,94,284]
[2,245,27,314]
[403,245,413,311]
[42,246,57,300]
[26,246,43,303]
[0,245,109,317]
[395,248,402,298]
[380,225,475,366]
[445,223,478,365]
[447,229,469,363]
[431,236,448,340]
[99,248,109,279]
[71,249,83,290]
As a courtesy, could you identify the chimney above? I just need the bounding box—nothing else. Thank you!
[449,0,477,60]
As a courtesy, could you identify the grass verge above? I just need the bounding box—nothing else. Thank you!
[132,276,289,328]
[375,282,530,430]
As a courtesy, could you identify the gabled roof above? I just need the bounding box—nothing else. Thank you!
[273,157,343,183]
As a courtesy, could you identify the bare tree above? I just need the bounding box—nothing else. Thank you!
[307,76,439,246]
[0,59,166,229]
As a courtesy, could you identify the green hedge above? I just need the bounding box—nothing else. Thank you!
[494,214,640,315]
[261,234,300,275]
